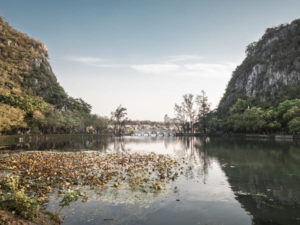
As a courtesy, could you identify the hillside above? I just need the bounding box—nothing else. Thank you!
[0,16,107,134]
[209,19,300,134]
[219,19,300,113]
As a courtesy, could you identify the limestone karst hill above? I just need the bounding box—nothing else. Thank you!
[219,19,300,113]
[0,16,106,134]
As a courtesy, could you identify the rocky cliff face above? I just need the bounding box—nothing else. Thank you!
[0,16,67,106]
[219,19,300,113]
[0,16,96,134]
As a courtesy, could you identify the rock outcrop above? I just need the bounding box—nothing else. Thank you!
[219,19,300,113]
[0,16,67,105]
[0,16,95,134]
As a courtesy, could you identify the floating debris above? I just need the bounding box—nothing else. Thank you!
[0,151,184,205]
[234,190,268,198]
[234,191,251,196]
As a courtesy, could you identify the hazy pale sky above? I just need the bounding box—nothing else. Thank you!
[1,0,300,120]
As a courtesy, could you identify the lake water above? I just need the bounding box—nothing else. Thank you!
[0,135,300,225]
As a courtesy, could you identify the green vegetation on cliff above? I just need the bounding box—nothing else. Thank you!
[212,19,300,134]
[0,16,107,134]
[209,98,300,134]
[219,19,300,112]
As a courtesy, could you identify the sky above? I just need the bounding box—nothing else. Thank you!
[1,0,300,121]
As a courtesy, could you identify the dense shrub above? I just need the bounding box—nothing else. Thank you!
[209,98,300,134]
[0,175,39,221]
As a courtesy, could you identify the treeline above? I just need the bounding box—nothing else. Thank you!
[0,94,108,135]
[172,91,300,135]
[126,120,164,126]
[173,91,211,134]
[209,98,300,134]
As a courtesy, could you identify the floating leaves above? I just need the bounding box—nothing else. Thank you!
[0,151,184,206]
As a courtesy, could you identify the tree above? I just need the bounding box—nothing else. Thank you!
[174,92,212,133]
[89,115,108,134]
[230,98,248,114]
[245,41,257,56]
[0,104,27,134]
[111,105,128,135]
[174,104,186,132]
[288,117,300,133]
[196,90,211,134]
[278,99,300,131]
[283,105,300,133]
[41,110,65,133]
[243,107,267,133]
[182,94,196,133]
[263,108,281,133]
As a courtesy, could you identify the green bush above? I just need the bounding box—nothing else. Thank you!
[288,117,300,133]
[14,188,39,221]
[211,98,300,134]
[0,175,39,221]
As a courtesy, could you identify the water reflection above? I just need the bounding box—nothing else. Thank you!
[1,135,300,225]
[205,138,300,225]
[0,134,109,151]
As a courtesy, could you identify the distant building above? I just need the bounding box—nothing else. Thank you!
[164,114,171,124]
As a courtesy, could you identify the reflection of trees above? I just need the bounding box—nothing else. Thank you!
[0,134,109,151]
[106,136,213,184]
[108,136,130,153]
[205,138,300,225]
[175,137,212,183]
[194,138,211,183]
[6,135,300,224]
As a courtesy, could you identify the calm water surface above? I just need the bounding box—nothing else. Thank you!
[0,135,300,225]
